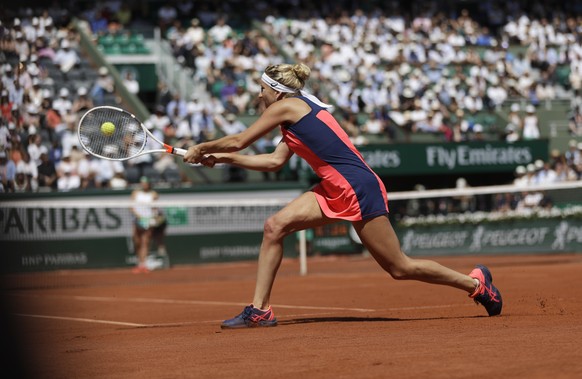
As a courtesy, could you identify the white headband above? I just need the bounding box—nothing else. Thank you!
[261,72,333,109]
[261,73,296,93]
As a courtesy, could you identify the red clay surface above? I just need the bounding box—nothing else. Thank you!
[2,253,582,378]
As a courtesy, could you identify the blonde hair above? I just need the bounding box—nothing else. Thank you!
[264,63,311,96]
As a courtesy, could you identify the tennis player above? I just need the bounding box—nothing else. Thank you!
[130,176,159,273]
[184,63,502,328]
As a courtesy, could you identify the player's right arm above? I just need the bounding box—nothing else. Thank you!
[184,98,307,163]
[201,140,293,172]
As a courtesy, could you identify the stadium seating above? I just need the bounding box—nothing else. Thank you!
[1,1,580,193]
[97,33,150,55]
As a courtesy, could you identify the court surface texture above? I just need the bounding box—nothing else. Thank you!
[1,253,581,378]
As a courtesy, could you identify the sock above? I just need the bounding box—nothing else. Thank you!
[470,278,480,296]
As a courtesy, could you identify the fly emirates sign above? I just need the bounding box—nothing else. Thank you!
[425,144,532,170]
[357,140,547,175]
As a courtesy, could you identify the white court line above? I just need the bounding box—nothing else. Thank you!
[13,304,475,328]
[387,304,472,311]
[14,313,146,327]
[91,296,378,312]
[18,294,379,313]
[11,293,473,313]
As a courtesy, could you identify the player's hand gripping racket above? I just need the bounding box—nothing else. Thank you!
[77,106,187,161]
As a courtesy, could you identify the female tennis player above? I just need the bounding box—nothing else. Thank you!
[130,176,159,273]
[184,63,502,328]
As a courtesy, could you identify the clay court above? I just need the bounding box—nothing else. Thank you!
[2,253,581,378]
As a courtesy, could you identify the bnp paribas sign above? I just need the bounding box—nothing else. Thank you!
[358,139,549,175]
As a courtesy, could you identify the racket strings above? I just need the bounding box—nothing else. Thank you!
[78,108,146,160]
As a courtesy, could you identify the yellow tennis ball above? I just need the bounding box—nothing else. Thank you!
[101,121,115,136]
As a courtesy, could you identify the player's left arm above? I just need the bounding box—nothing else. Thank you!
[200,140,293,172]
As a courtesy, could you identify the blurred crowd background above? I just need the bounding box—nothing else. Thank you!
[0,0,581,199]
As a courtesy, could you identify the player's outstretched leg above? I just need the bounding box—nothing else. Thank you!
[221,304,278,329]
[468,265,502,316]
[353,216,503,317]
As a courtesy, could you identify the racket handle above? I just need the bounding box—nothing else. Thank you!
[164,144,187,156]
[173,147,188,156]
[164,145,217,166]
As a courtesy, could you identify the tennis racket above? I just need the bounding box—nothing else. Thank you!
[77,106,188,161]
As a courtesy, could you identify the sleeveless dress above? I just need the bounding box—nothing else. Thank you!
[281,96,389,221]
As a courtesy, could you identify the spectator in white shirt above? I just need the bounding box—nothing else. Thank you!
[463,87,483,113]
[166,93,188,123]
[553,161,578,182]
[361,112,385,135]
[122,71,140,95]
[60,123,79,157]
[216,113,246,135]
[52,88,73,117]
[0,124,10,151]
[145,105,171,144]
[13,32,30,61]
[16,152,38,191]
[28,78,44,107]
[109,172,128,190]
[93,159,124,188]
[486,77,508,107]
[509,52,531,78]
[56,154,81,191]
[184,18,205,48]
[564,140,581,167]
[534,160,557,184]
[52,39,79,75]
[516,191,544,212]
[207,16,233,43]
[175,102,202,141]
[231,86,252,114]
[76,152,99,183]
[91,66,115,105]
[27,134,48,166]
[504,123,520,142]
[522,105,541,140]
[536,81,555,101]
[517,71,534,97]
[523,163,538,186]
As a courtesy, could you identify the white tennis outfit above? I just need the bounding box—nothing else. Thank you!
[522,115,540,140]
[133,190,156,225]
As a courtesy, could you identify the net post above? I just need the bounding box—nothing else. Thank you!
[299,229,307,276]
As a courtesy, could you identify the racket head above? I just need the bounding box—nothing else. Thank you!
[78,106,149,161]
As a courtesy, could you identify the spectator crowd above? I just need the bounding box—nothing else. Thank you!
[0,7,128,193]
[1,0,581,194]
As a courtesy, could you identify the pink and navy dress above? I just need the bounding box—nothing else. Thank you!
[281,96,389,221]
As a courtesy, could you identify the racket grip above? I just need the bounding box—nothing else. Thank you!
[164,144,187,156]
[173,147,188,156]
[164,145,215,166]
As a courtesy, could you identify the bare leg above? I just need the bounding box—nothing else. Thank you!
[353,216,477,293]
[136,229,152,268]
[252,192,334,309]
